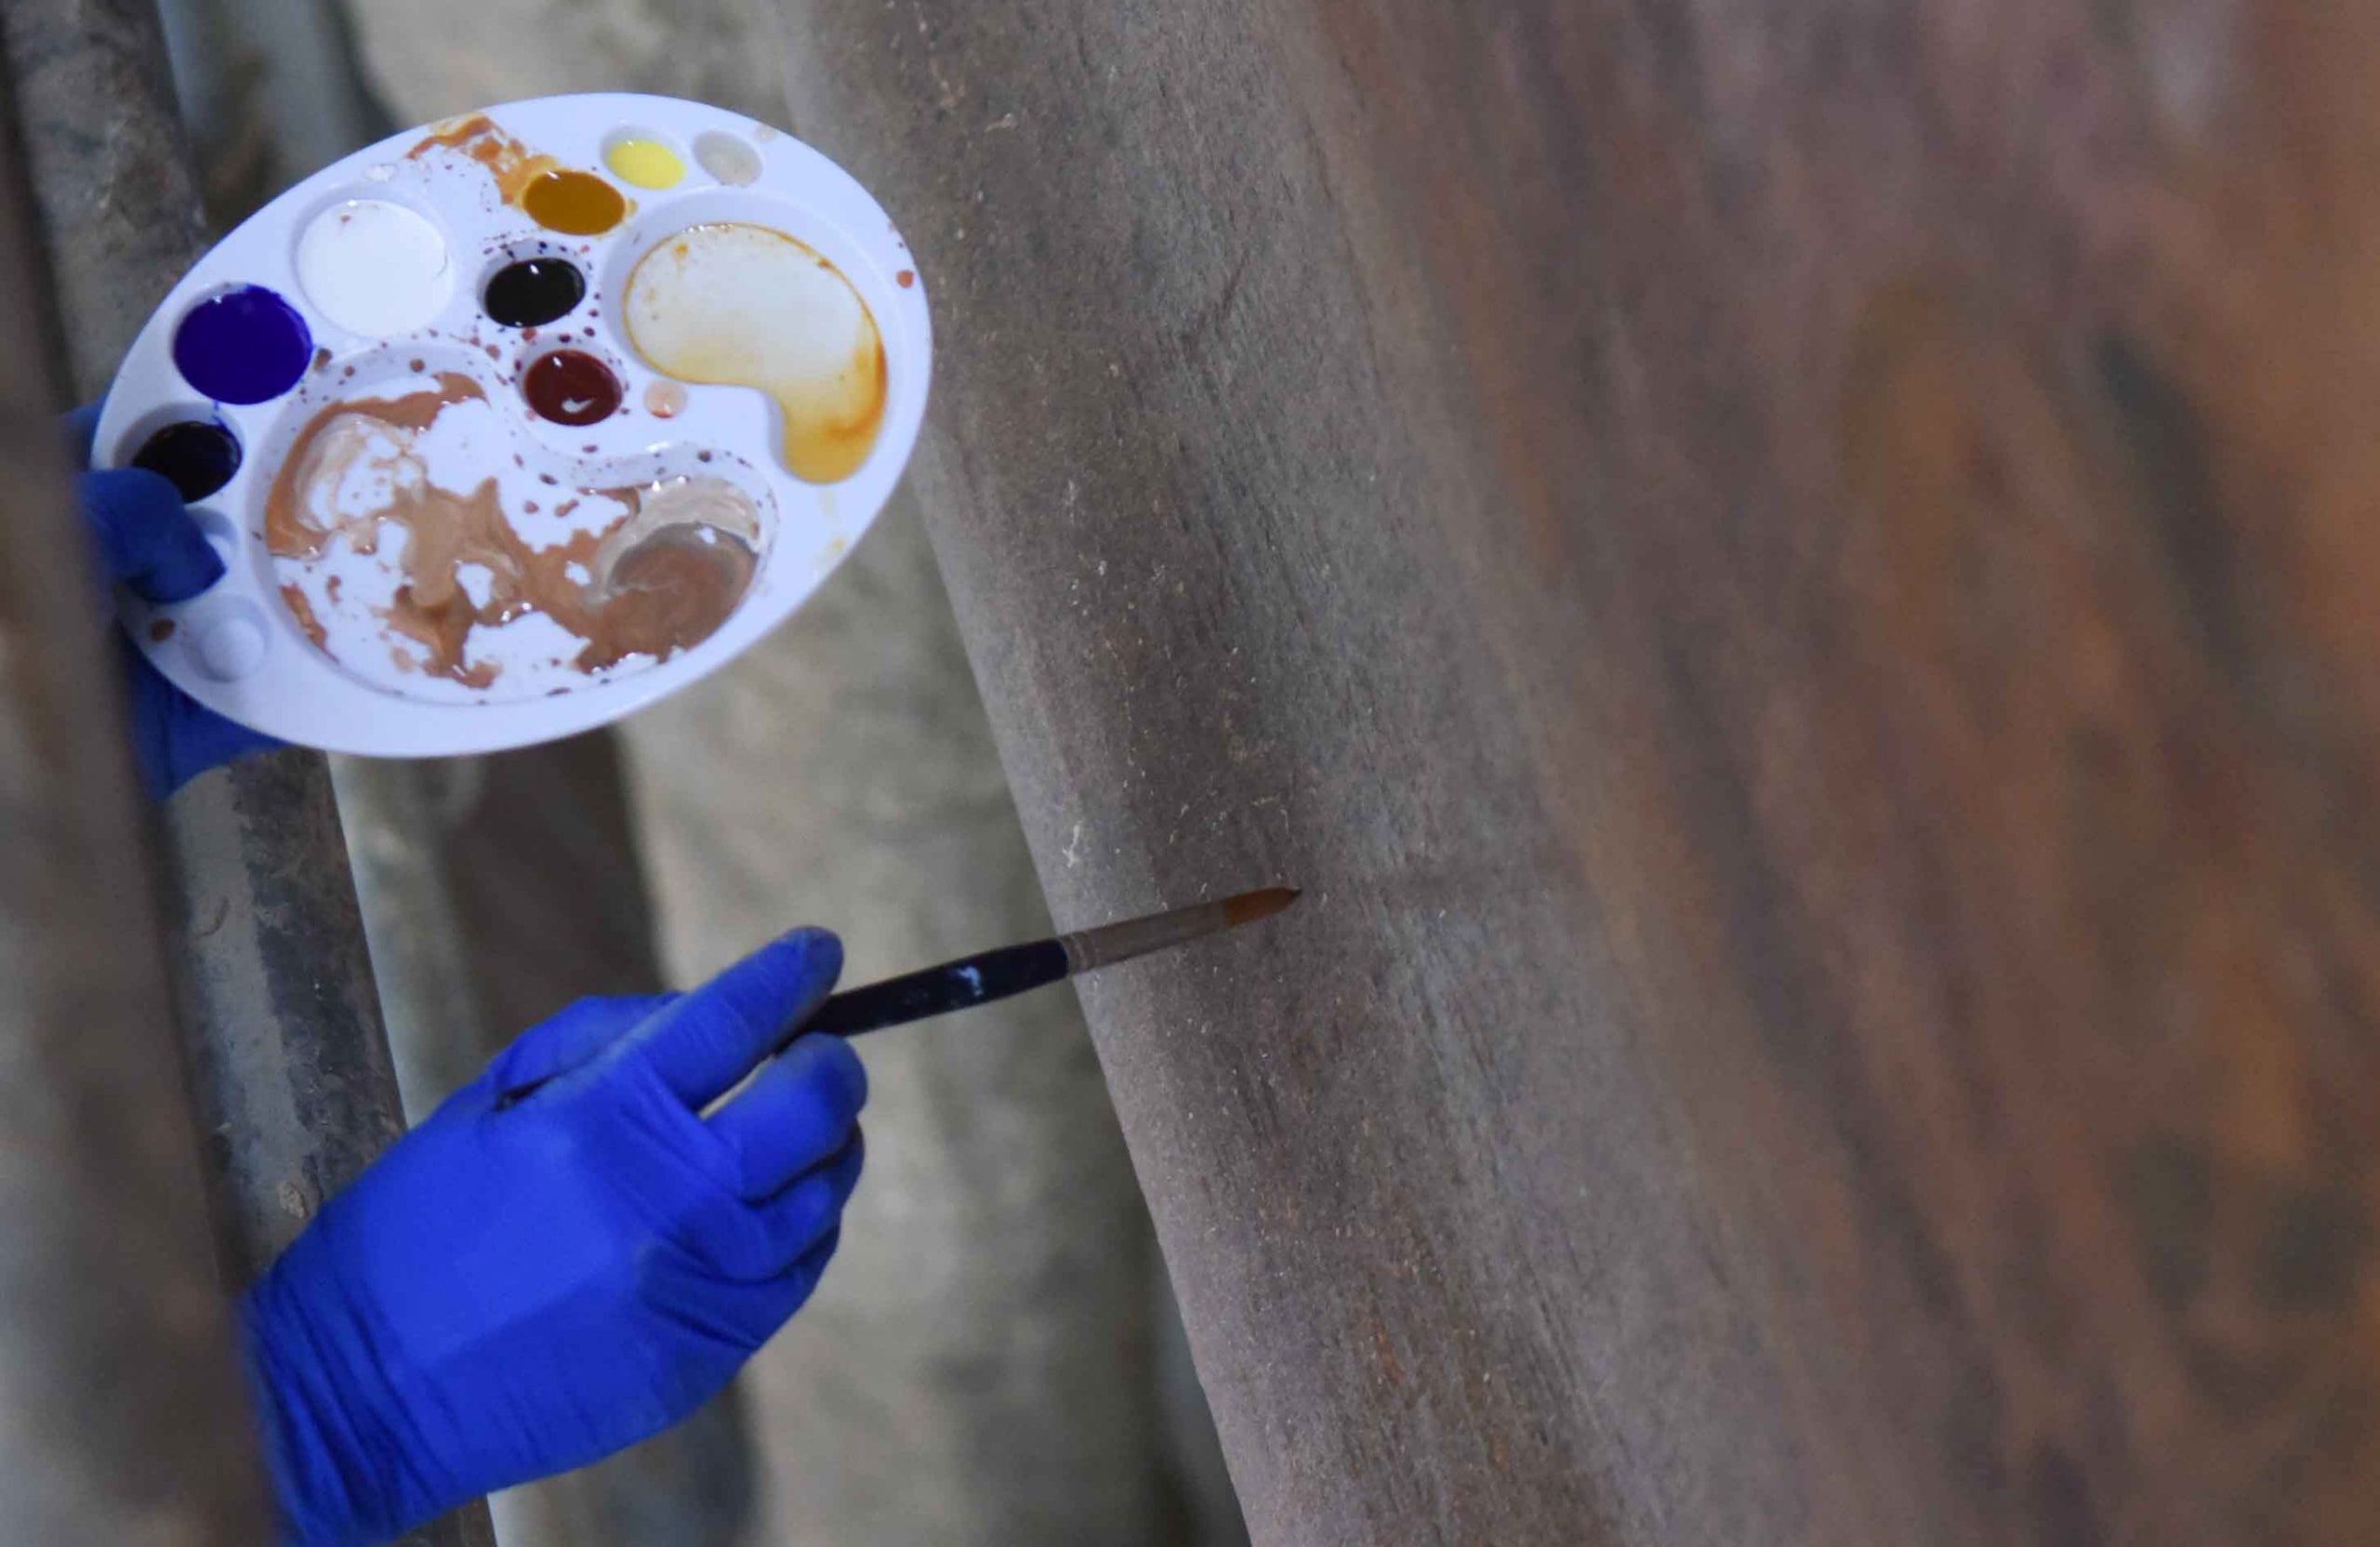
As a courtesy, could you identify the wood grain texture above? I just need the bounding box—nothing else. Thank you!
[0,64,266,1539]
[769,3,2380,1542]
[0,6,494,1541]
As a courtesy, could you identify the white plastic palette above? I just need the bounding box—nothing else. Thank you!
[97,92,930,756]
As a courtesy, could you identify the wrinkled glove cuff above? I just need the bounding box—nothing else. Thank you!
[239,1262,426,1547]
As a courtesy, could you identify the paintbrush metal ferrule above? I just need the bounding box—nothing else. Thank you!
[1057,886,1302,974]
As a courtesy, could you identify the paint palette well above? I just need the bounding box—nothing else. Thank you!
[99,92,929,756]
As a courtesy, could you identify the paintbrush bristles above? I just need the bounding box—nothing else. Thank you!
[1059,886,1301,974]
[1223,886,1301,927]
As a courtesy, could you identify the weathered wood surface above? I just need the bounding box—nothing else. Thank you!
[771,3,2380,1543]
[0,4,495,1541]
[0,40,266,1544]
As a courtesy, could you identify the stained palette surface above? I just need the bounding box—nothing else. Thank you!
[97,93,930,756]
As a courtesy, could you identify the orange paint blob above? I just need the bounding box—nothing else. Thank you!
[522,170,628,236]
[410,114,560,204]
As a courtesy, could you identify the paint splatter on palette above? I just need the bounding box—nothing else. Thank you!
[99,93,929,757]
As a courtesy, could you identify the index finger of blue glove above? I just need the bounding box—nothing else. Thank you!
[80,467,225,602]
[487,993,679,1103]
[627,930,842,1109]
[706,1033,868,1200]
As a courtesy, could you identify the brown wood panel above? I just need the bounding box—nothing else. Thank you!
[769,3,2380,1542]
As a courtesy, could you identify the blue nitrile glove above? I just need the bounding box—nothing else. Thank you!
[239,930,867,1547]
[64,403,280,795]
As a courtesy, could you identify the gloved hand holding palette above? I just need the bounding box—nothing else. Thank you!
[95,93,931,756]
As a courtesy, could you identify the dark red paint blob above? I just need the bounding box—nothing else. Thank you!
[522,350,622,427]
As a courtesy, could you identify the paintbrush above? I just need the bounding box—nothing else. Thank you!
[804,885,1300,1039]
[495,886,1300,1108]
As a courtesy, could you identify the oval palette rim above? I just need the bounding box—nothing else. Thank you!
[95,90,932,759]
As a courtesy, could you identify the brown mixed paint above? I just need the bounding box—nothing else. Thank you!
[263,375,759,685]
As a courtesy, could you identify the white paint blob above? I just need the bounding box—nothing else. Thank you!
[297,200,454,337]
[693,130,763,186]
[196,615,266,680]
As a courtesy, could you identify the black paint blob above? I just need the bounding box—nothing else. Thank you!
[131,419,243,501]
[483,258,587,329]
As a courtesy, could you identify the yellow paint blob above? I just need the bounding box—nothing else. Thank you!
[522,169,628,236]
[625,223,887,484]
[605,137,686,190]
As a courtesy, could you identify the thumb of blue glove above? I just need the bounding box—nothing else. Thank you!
[66,403,279,795]
[239,930,866,1547]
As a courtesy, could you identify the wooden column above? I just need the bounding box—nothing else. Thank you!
[0,32,265,1543]
[768,3,2380,1542]
[0,3,494,1541]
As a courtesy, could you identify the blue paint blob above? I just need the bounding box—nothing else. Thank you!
[172,285,313,404]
